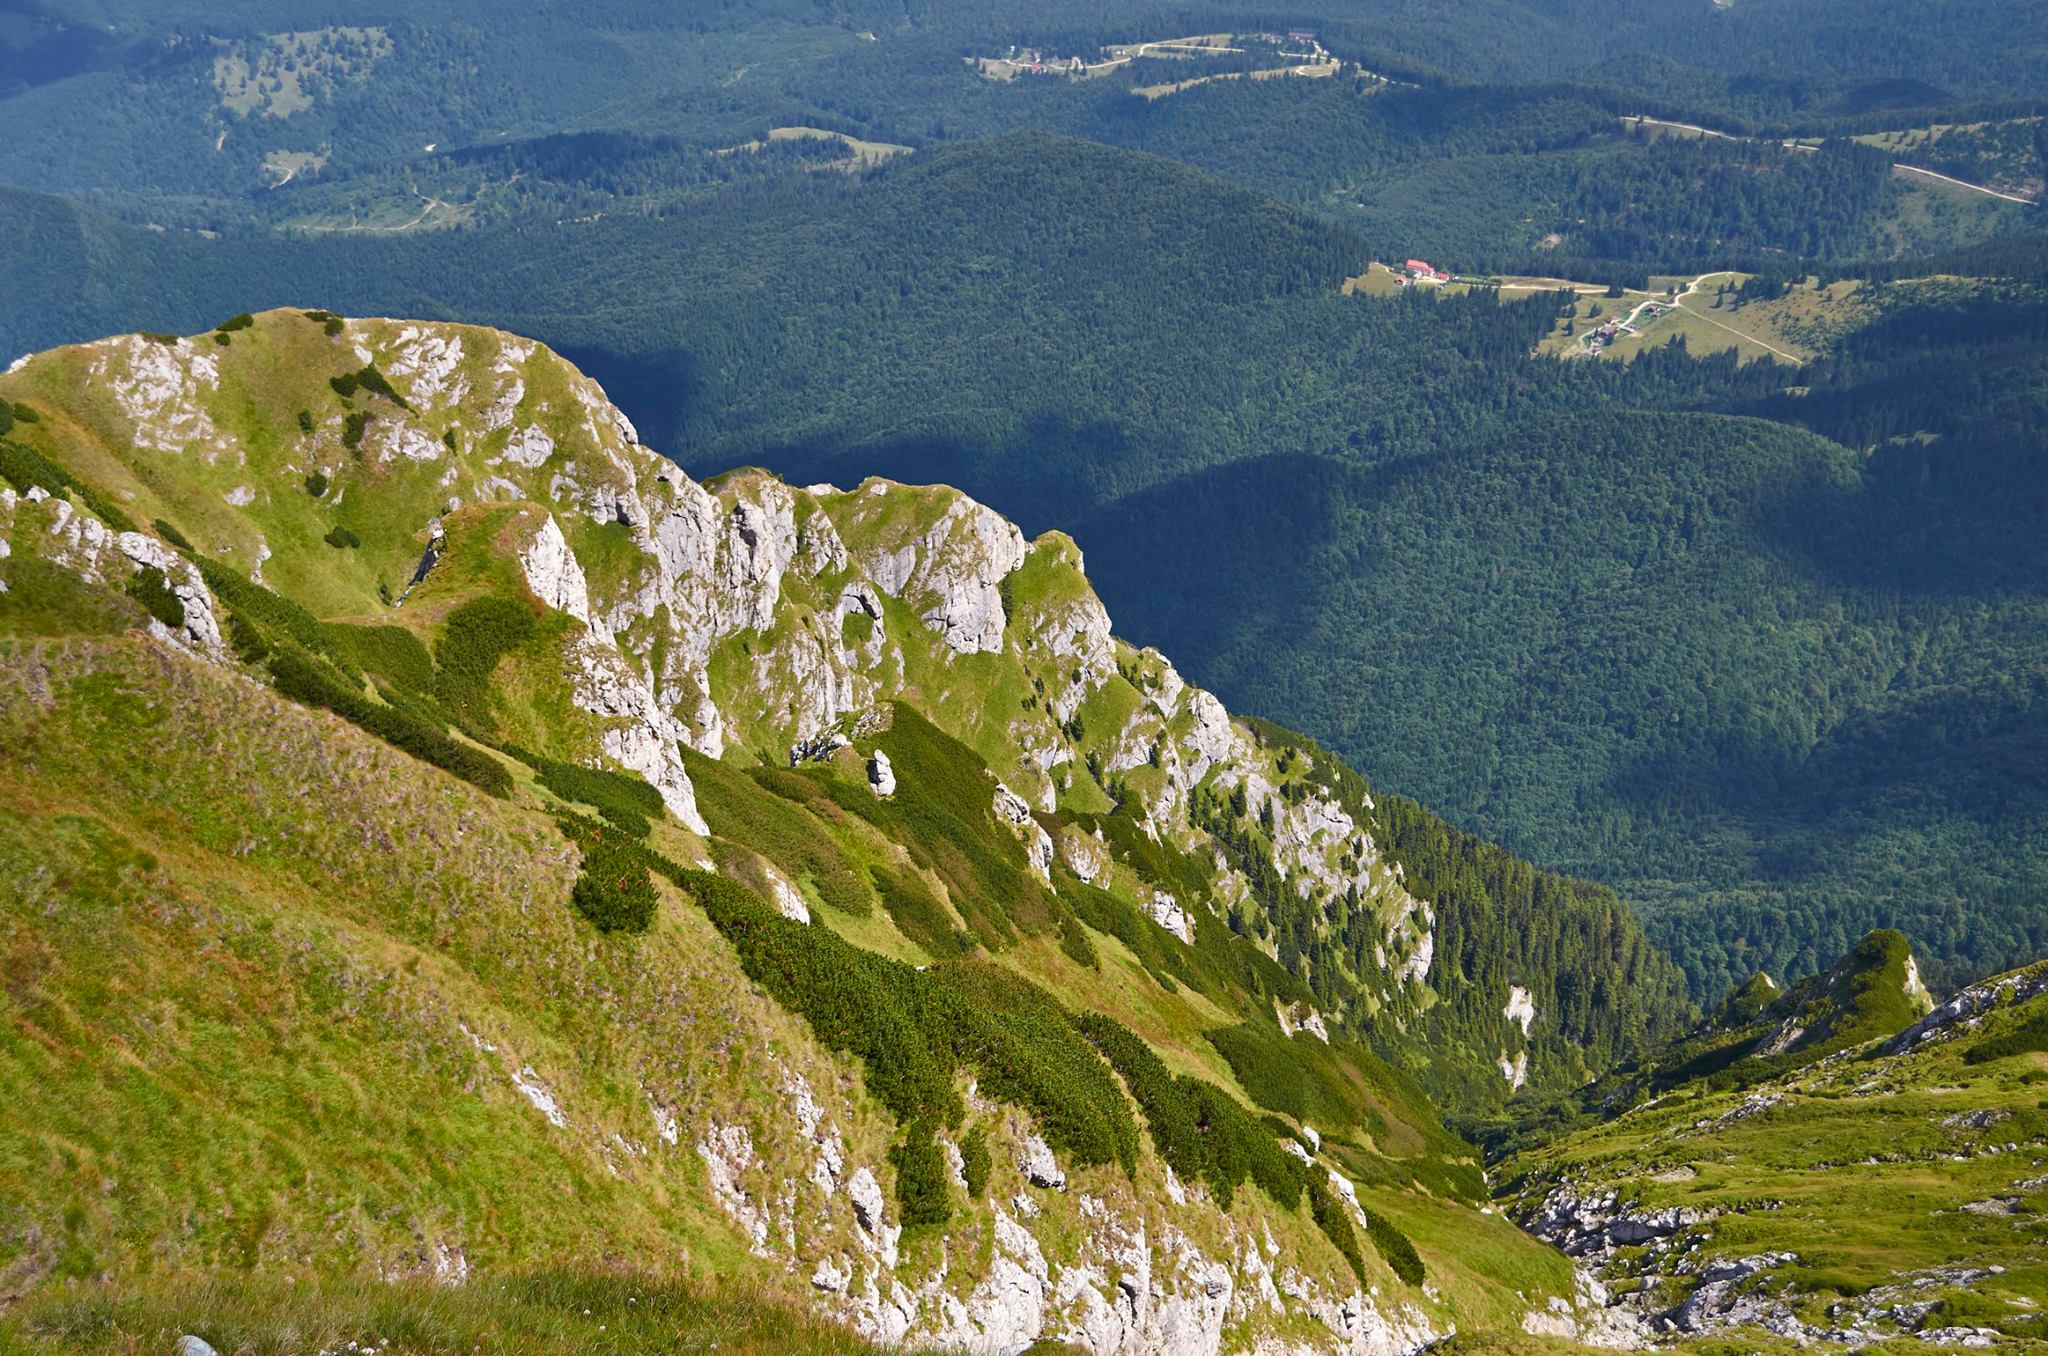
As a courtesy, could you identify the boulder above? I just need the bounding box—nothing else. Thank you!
[1019,1133,1065,1190]
[867,749,896,797]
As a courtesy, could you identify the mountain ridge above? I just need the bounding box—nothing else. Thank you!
[0,308,1691,1352]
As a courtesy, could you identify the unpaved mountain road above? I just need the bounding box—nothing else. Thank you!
[1625,115,2040,207]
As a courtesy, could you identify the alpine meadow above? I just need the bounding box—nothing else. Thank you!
[0,2,2044,1353]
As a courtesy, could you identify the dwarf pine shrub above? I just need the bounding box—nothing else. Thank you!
[266,646,511,797]
[960,1126,992,1198]
[890,1118,953,1228]
[512,746,664,837]
[1364,1203,1426,1285]
[433,597,536,733]
[570,827,660,933]
[342,411,372,450]
[124,565,185,628]
[1965,1008,2048,1065]
[0,440,138,533]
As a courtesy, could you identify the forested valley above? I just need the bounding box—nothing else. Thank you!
[2,0,2043,1004]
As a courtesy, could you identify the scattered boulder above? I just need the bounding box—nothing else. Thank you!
[1018,1133,1065,1190]
[847,1166,887,1233]
[867,749,896,797]
[1522,1186,1712,1258]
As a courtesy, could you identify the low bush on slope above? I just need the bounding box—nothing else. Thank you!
[0,435,137,534]
[687,752,877,917]
[786,704,1059,946]
[1075,1012,1425,1285]
[693,864,1138,1199]
[513,747,664,838]
[266,645,514,798]
[1073,1012,1299,1210]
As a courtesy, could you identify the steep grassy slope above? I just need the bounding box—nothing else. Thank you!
[1495,937,2048,1345]
[0,311,1632,1350]
[0,633,882,1347]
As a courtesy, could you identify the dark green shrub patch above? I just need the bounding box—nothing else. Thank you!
[937,961,1138,1175]
[1309,1181,1369,1285]
[1206,1021,1454,1158]
[960,1126,992,1198]
[323,525,361,550]
[329,364,409,408]
[691,869,960,1126]
[265,646,510,797]
[890,1117,953,1228]
[304,471,329,498]
[214,312,256,333]
[0,440,138,533]
[688,872,1136,1176]
[1055,897,1100,970]
[568,821,660,934]
[1187,1075,1303,1211]
[1072,1012,1298,1210]
[511,745,663,837]
[226,611,270,662]
[197,559,347,671]
[871,862,963,957]
[803,704,1063,945]
[124,565,184,628]
[685,753,873,915]
[1363,1204,1425,1285]
[433,596,536,733]
[1074,1014,1210,1183]
[1079,1013,1420,1284]
[342,411,372,450]
[324,622,437,698]
[1059,873,1196,994]
[1965,1007,2048,1065]
[151,518,192,551]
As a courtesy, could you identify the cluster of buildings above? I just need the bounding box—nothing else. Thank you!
[1584,301,1670,353]
[1401,258,1452,283]
[999,46,1086,74]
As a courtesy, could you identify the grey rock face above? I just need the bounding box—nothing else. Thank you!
[861,495,1027,655]
[1890,962,2048,1053]
[1671,1252,1802,1335]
